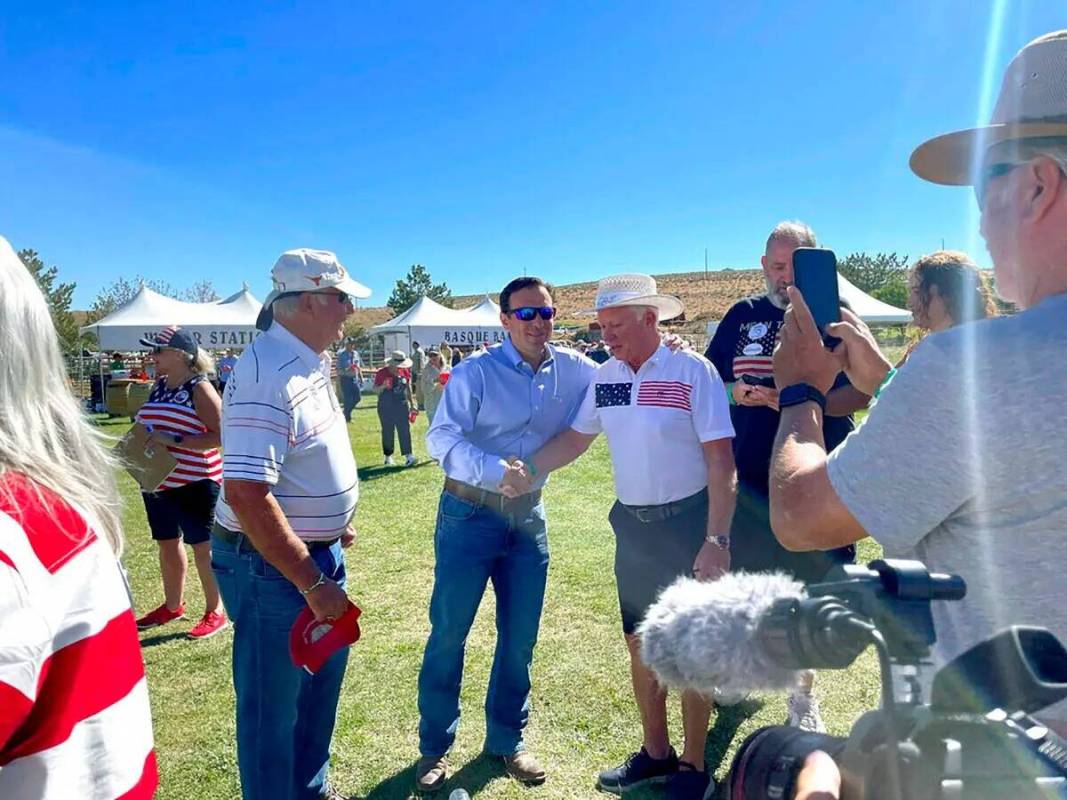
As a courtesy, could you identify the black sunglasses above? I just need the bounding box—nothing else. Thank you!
[975,161,1023,208]
[510,306,556,321]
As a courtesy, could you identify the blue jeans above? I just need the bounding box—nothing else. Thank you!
[340,377,361,422]
[211,531,349,800]
[417,491,550,757]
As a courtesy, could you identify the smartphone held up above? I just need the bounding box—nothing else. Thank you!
[791,247,842,348]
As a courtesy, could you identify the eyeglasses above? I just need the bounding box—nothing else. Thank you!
[974,161,1024,209]
[510,306,556,322]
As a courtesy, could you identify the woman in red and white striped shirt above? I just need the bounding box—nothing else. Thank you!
[0,236,157,799]
[133,325,228,639]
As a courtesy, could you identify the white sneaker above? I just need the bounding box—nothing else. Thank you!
[384,455,395,466]
[405,455,417,467]
[786,692,826,733]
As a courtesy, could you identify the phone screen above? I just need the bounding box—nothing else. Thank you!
[792,248,841,340]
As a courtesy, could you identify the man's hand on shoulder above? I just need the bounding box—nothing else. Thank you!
[661,332,692,352]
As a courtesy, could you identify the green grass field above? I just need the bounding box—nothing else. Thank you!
[106,395,883,800]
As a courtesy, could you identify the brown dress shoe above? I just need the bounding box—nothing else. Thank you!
[415,755,448,793]
[502,751,546,785]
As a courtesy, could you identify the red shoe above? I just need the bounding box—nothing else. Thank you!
[187,610,229,640]
[136,603,186,630]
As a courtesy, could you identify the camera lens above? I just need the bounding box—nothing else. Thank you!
[726,725,846,800]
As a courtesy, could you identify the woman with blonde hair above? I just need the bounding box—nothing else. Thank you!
[133,325,228,639]
[0,236,157,798]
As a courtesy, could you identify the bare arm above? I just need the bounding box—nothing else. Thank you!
[769,404,867,552]
[692,438,737,580]
[825,384,870,417]
[224,479,350,620]
[183,381,222,450]
[530,428,597,475]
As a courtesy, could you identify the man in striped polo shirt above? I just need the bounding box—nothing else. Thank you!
[212,248,369,800]
[503,274,737,800]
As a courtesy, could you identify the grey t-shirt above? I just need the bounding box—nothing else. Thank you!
[827,292,1067,721]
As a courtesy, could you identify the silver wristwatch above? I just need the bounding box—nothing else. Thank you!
[705,533,730,549]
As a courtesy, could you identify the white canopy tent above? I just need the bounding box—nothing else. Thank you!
[836,273,912,324]
[80,285,264,351]
[706,273,911,337]
[370,295,506,354]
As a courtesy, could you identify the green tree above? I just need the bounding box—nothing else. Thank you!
[387,264,452,315]
[18,249,81,352]
[837,251,910,294]
[871,272,909,309]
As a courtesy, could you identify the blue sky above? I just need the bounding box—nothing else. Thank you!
[2,1,1064,308]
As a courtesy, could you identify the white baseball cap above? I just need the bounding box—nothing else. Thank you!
[256,248,372,330]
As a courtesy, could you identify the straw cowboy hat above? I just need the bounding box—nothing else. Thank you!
[586,273,684,321]
[387,350,413,369]
[911,29,1067,185]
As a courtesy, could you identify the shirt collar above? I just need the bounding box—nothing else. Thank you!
[266,321,326,372]
[502,336,554,372]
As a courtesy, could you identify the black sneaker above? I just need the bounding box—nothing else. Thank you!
[665,762,713,800]
[596,747,679,794]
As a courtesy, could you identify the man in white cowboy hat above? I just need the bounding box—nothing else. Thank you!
[502,273,737,800]
[213,248,368,800]
[769,29,1067,736]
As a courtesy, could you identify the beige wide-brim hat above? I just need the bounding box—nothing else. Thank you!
[910,29,1067,185]
[584,273,684,321]
[387,350,413,368]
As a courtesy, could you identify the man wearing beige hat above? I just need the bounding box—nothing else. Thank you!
[770,29,1067,737]
[373,350,418,467]
[504,274,737,800]
[214,248,369,800]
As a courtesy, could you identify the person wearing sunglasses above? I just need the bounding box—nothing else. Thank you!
[770,29,1067,741]
[414,277,599,792]
[213,248,369,800]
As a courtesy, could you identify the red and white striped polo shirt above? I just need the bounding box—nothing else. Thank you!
[135,374,222,490]
[0,472,158,799]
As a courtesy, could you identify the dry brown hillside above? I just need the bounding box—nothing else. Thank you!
[354,269,765,332]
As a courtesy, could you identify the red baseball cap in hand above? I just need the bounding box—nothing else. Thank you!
[289,601,362,674]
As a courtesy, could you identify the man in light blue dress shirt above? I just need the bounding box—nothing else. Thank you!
[414,277,597,791]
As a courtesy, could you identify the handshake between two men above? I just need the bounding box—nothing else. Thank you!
[499,458,537,499]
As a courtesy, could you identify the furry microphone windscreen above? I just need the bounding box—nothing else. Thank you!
[637,571,806,697]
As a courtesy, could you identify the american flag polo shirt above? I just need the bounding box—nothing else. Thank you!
[214,322,359,542]
[570,345,734,506]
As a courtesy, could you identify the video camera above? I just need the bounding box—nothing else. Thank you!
[725,559,1067,800]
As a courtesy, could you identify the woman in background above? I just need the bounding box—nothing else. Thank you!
[134,325,228,640]
[901,250,996,363]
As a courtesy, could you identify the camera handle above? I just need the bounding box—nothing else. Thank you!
[838,614,906,800]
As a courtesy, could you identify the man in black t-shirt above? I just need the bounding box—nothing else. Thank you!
[705,220,870,731]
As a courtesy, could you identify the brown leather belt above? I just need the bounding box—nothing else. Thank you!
[443,477,541,514]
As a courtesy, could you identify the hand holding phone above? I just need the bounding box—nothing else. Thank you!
[792,248,842,347]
